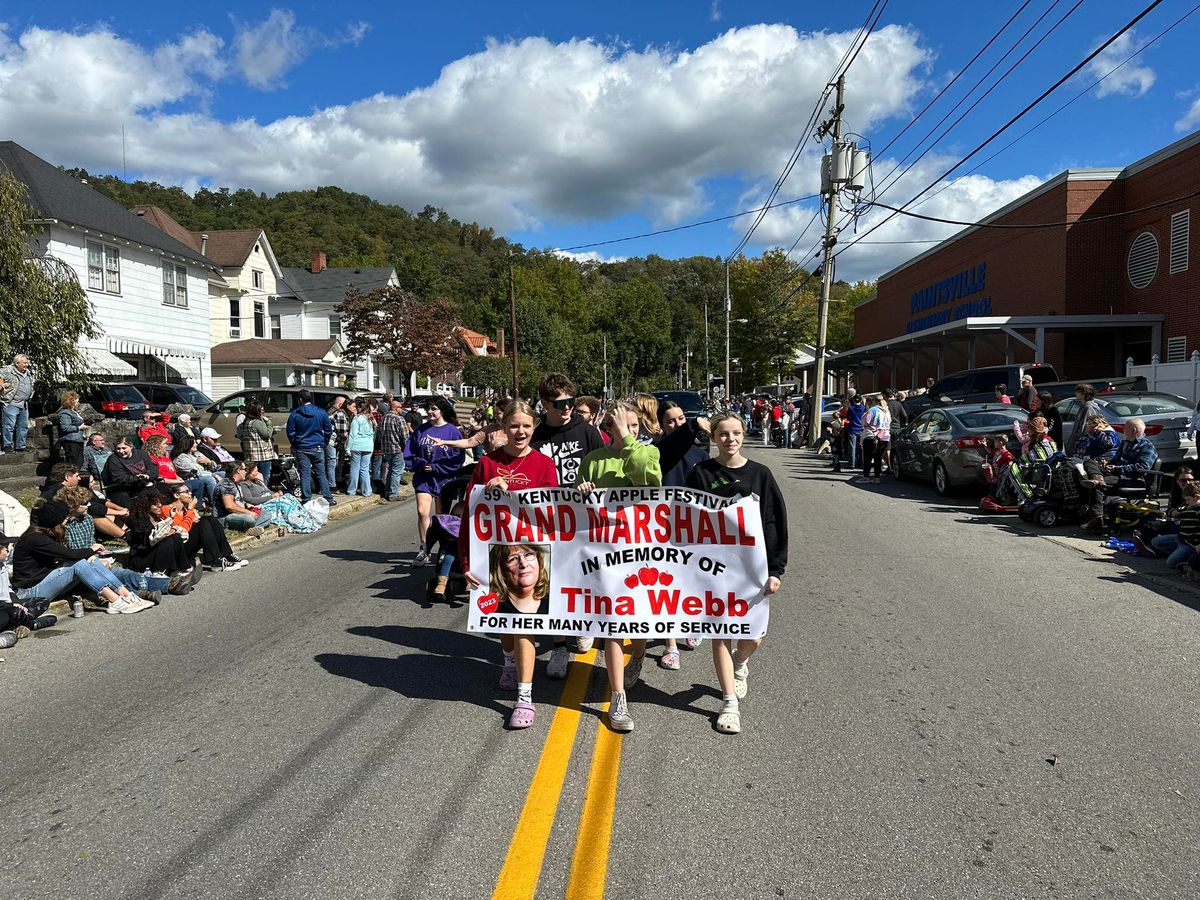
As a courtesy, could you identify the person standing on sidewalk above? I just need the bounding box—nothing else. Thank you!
[1015,375,1039,413]
[380,398,410,500]
[345,398,377,498]
[857,396,891,483]
[326,395,350,493]
[286,390,334,506]
[239,401,278,483]
[844,394,866,470]
[0,354,35,453]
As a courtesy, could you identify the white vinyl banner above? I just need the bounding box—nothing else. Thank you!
[466,485,769,640]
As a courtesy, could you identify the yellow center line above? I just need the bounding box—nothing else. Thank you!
[491,648,597,900]
[564,695,624,900]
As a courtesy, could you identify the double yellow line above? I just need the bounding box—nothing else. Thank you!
[490,648,626,900]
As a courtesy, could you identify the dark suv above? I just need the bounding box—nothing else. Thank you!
[78,383,150,420]
[905,364,1060,416]
[121,381,214,413]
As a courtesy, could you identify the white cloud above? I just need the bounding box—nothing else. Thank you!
[232,9,369,90]
[1085,30,1155,99]
[553,250,628,264]
[0,20,930,238]
[744,153,1045,281]
[710,2,723,23]
[1176,96,1200,133]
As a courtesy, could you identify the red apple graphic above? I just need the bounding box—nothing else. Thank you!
[477,592,499,615]
[639,566,658,586]
[658,572,674,586]
[624,574,640,589]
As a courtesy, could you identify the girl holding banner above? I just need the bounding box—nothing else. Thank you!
[460,401,560,730]
[576,401,663,734]
[687,412,788,735]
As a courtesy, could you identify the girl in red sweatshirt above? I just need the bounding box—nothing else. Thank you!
[460,400,559,730]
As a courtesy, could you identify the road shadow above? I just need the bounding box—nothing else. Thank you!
[321,547,438,608]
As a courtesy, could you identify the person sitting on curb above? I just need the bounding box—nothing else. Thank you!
[1081,417,1159,534]
[196,427,237,471]
[56,485,163,606]
[136,410,172,450]
[82,433,110,484]
[12,501,153,616]
[216,462,270,535]
[0,531,58,648]
[163,483,246,572]
[103,437,161,510]
[124,493,199,592]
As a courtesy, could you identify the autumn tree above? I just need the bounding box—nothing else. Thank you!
[336,287,463,397]
[0,173,97,387]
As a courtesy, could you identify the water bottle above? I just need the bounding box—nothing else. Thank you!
[140,569,150,592]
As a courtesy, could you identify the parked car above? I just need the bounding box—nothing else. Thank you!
[78,383,150,421]
[120,381,213,413]
[905,363,1060,417]
[203,386,353,456]
[892,403,1030,495]
[1055,391,1197,466]
[653,390,707,419]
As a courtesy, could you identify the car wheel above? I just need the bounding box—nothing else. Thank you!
[893,453,907,481]
[933,461,951,496]
[1037,506,1059,528]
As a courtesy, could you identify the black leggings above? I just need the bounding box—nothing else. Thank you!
[863,438,888,477]
[183,517,234,566]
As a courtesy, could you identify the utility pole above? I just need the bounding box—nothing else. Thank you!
[603,335,609,399]
[724,261,731,403]
[703,301,710,398]
[809,75,845,446]
[508,254,519,399]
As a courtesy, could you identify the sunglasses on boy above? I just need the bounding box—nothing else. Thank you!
[547,397,575,411]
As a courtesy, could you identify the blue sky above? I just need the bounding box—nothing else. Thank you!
[1,1,1197,279]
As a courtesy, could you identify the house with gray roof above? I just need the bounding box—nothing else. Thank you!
[0,141,216,390]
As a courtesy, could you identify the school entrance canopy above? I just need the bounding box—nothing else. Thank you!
[800,314,1164,391]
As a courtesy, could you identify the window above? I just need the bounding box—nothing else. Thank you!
[224,389,252,410]
[1167,336,1187,363]
[162,263,188,307]
[254,300,266,339]
[928,411,951,435]
[229,298,242,338]
[268,368,287,387]
[263,392,292,414]
[372,373,381,390]
[241,369,261,388]
[270,314,281,340]
[329,315,342,339]
[87,241,120,293]
[252,269,265,289]
[1170,210,1190,274]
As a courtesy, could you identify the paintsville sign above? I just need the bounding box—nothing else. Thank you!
[466,485,769,639]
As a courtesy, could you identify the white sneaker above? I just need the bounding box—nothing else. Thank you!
[546,646,571,678]
[733,660,749,699]
[106,596,145,615]
[569,636,594,653]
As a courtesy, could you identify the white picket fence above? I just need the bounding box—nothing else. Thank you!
[1126,352,1200,402]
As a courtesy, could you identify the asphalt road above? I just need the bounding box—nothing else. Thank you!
[1,448,1197,900]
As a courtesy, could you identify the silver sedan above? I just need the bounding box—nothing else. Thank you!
[892,404,1029,495]
[1056,392,1197,466]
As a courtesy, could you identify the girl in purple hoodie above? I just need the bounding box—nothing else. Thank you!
[405,398,464,564]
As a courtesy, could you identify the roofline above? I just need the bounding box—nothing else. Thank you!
[41,218,213,270]
[1121,127,1200,177]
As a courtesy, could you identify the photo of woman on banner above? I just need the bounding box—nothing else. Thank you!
[490,544,551,615]
[460,400,560,731]
[687,410,787,737]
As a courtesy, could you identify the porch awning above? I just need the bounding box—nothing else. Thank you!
[78,347,136,377]
[107,337,207,359]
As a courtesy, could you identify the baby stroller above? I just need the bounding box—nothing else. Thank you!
[1018,454,1091,528]
[424,466,475,605]
[269,454,303,498]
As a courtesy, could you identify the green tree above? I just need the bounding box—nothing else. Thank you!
[728,251,811,389]
[0,173,97,387]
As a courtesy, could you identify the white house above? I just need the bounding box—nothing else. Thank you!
[274,252,410,392]
[131,207,284,349]
[210,338,358,396]
[0,142,214,390]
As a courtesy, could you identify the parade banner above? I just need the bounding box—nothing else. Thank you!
[466,485,769,639]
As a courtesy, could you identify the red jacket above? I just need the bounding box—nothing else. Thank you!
[458,448,560,574]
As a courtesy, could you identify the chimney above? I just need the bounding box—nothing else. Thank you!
[310,251,327,274]
[200,233,209,256]
[496,327,506,356]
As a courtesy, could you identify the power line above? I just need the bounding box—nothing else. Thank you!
[548,193,819,253]
[832,0,1168,265]
[869,187,1200,229]
[911,1,1200,210]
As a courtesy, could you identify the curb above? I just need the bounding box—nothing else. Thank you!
[40,486,412,620]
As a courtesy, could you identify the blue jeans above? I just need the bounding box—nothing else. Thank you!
[2,401,29,450]
[370,452,383,483]
[254,460,273,483]
[385,451,406,497]
[185,475,218,508]
[846,432,862,469]
[224,511,272,530]
[1152,533,1192,568]
[348,451,373,496]
[16,558,124,602]
[295,445,332,502]
[325,443,339,489]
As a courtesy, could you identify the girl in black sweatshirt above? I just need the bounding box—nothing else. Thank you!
[686,412,787,735]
